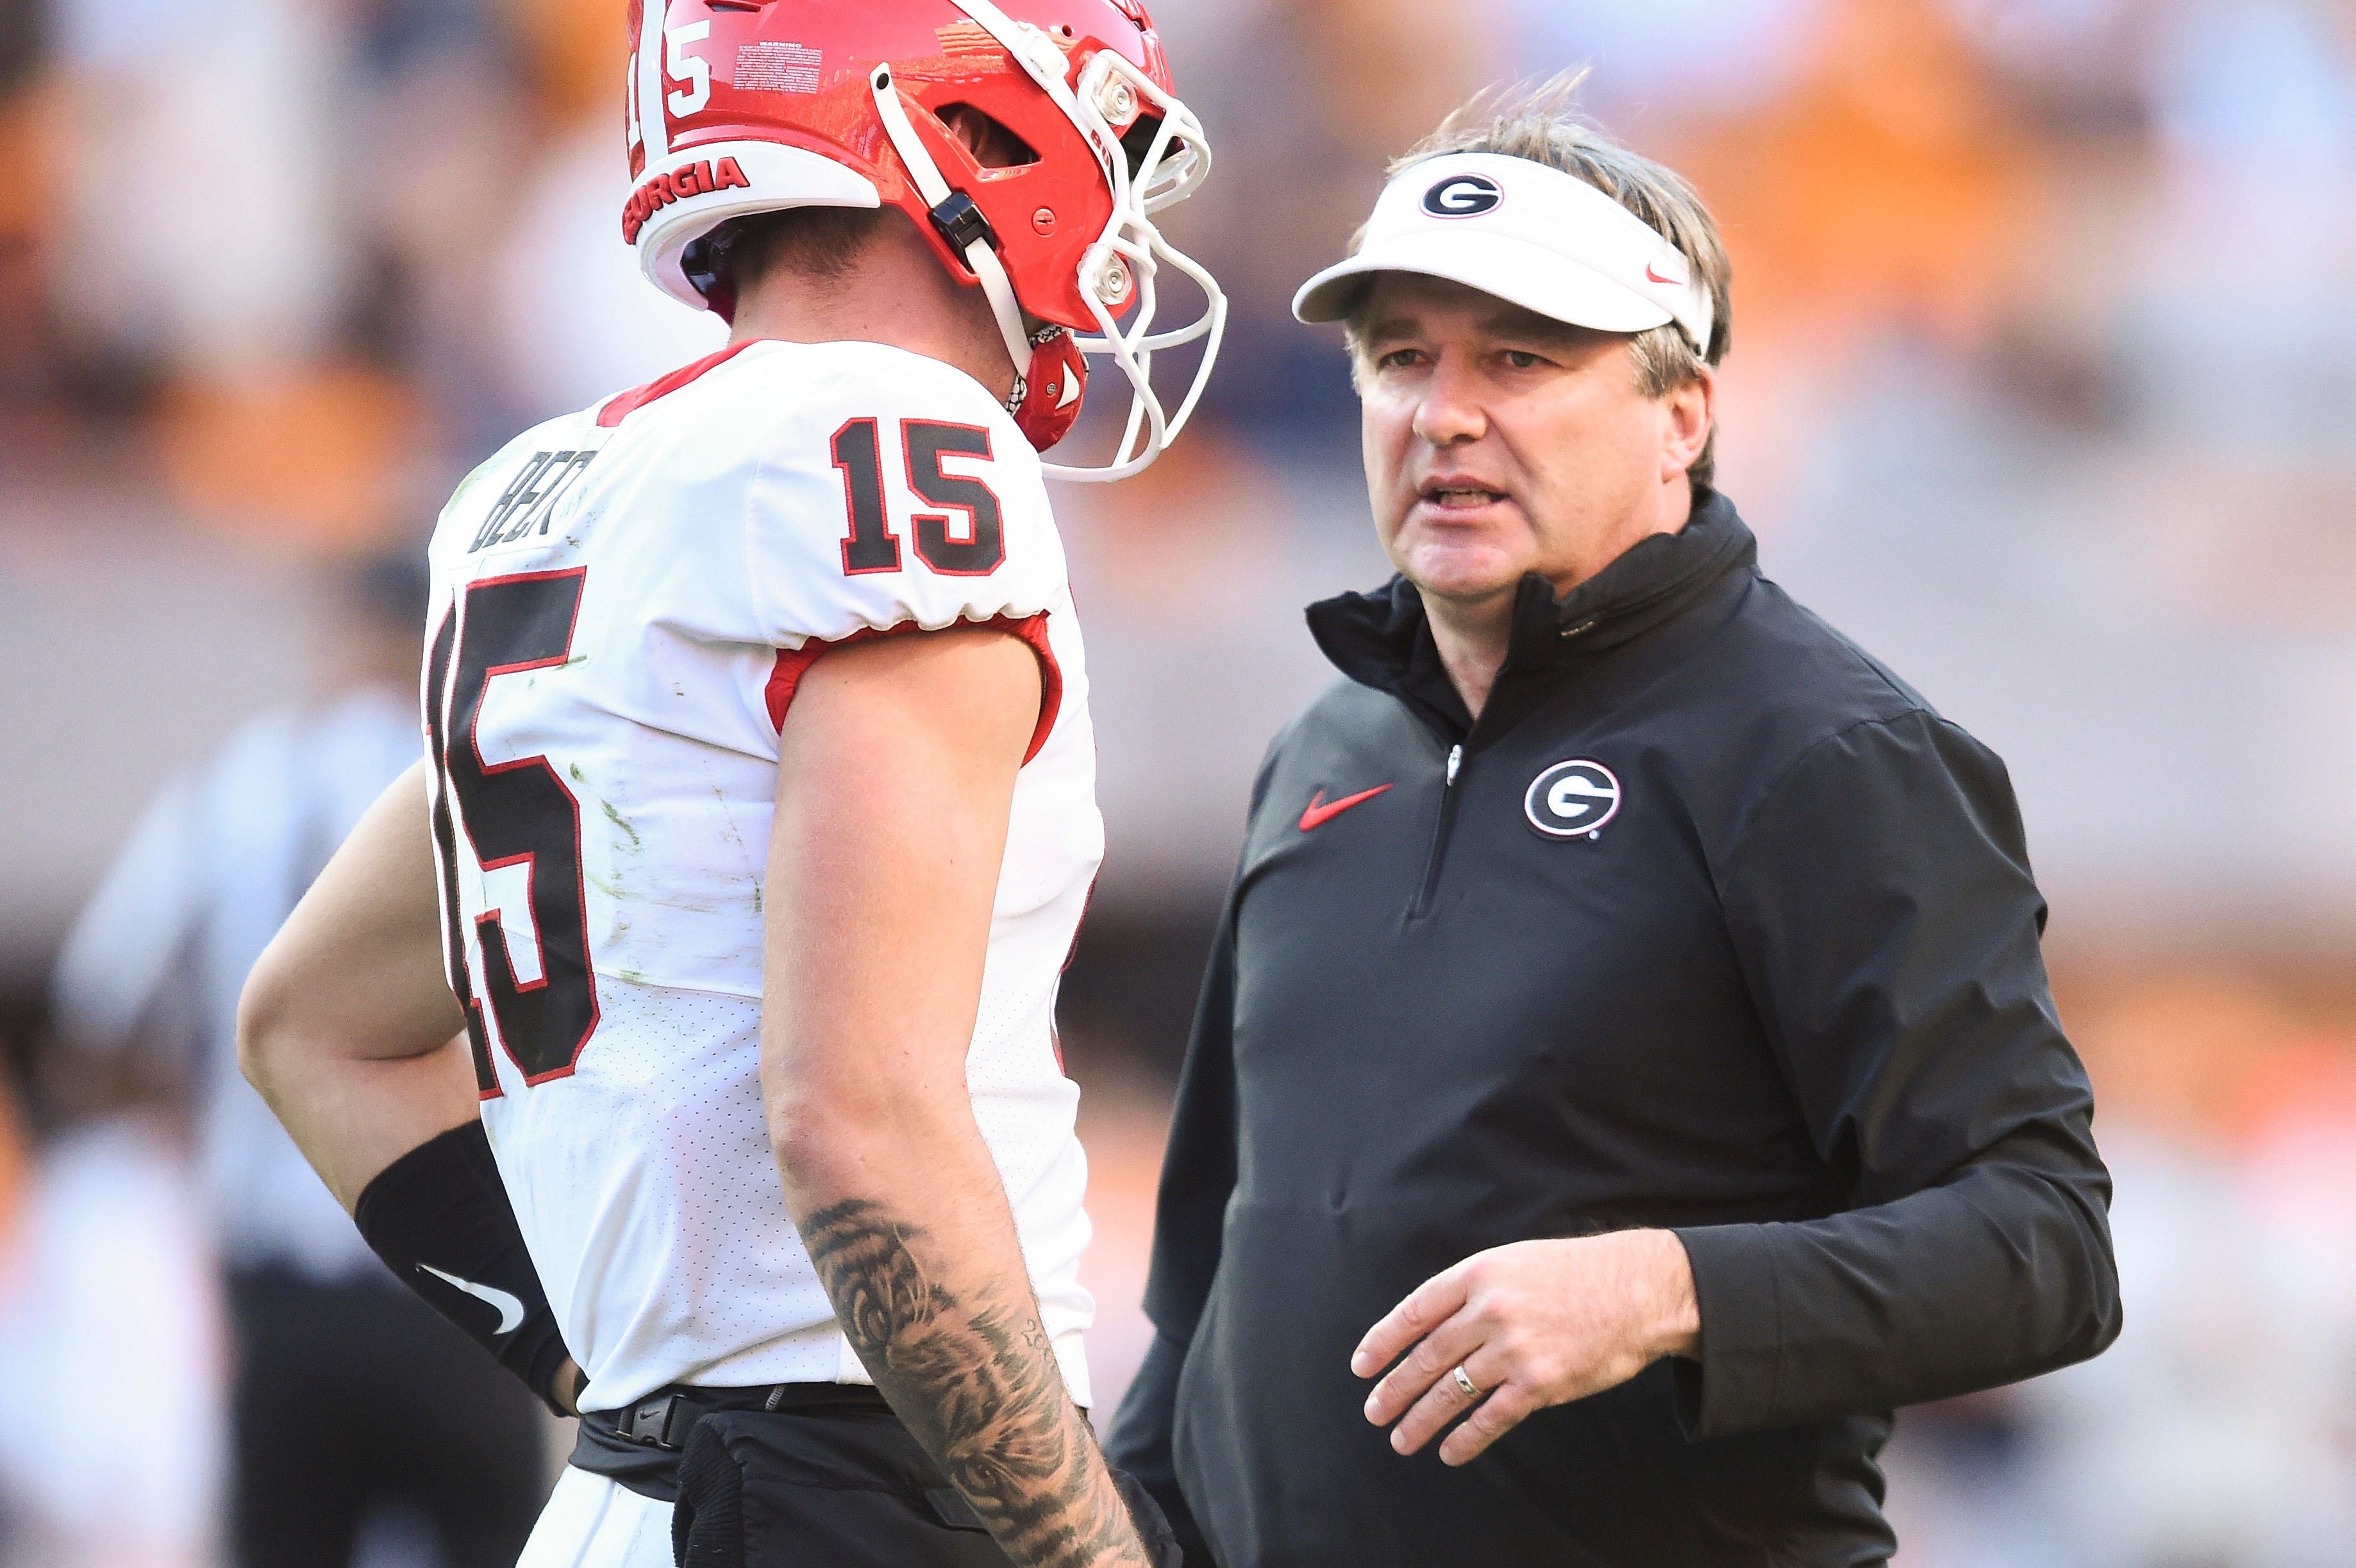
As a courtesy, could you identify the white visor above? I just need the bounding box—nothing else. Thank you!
[1292,151,1714,356]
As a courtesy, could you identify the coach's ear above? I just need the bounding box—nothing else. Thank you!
[1658,365,1714,487]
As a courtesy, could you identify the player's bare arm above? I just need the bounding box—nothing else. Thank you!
[238,760,478,1206]
[238,760,582,1414]
[764,626,1151,1568]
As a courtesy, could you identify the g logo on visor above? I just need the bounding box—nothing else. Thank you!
[1525,760,1621,839]
[1423,173,1502,219]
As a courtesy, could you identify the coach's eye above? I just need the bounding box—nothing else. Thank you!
[1377,348,1424,371]
[1503,349,1544,370]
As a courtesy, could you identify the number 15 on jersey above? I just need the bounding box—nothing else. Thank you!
[425,569,599,1097]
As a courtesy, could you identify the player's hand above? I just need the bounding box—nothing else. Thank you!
[1352,1230,1700,1466]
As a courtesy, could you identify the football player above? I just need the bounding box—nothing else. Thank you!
[237,3,1223,1566]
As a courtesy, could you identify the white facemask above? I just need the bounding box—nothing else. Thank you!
[870,0,1227,483]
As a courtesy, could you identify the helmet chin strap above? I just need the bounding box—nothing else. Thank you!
[869,67,1039,406]
[866,35,1225,480]
[932,0,1225,484]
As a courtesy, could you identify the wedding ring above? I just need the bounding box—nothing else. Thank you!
[1451,1365,1480,1402]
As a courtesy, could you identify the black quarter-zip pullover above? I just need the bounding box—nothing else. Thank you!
[1106,492,2121,1567]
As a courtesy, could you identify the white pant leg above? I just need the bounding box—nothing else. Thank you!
[515,1467,677,1568]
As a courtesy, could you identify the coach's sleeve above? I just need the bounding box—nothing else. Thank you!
[1674,709,2121,1439]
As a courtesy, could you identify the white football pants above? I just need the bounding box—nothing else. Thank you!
[515,1467,676,1568]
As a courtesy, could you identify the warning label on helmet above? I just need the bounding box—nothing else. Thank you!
[735,42,821,95]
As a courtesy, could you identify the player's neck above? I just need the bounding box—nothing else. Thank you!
[729,240,1015,405]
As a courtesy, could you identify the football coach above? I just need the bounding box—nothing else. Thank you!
[1107,79,2122,1567]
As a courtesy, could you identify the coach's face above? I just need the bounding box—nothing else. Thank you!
[1356,274,1712,611]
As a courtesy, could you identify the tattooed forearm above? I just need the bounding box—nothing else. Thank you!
[801,1198,1151,1568]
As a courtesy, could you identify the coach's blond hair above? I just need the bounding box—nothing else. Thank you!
[1345,71,1734,493]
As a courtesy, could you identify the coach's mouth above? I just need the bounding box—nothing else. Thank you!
[1416,474,1513,517]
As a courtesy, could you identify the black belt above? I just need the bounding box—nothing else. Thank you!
[572,1381,892,1503]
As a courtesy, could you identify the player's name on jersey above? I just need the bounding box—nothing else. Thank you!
[472,449,602,553]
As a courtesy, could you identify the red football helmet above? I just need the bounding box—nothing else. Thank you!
[622,0,1225,480]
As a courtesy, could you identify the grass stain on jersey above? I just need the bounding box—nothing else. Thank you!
[444,451,505,513]
[590,867,712,915]
[708,785,750,863]
[600,799,644,851]
[569,763,587,783]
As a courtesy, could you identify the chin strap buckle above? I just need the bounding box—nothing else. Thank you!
[928,191,997,256]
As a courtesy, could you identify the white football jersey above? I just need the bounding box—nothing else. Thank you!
[420,338,1103,1414]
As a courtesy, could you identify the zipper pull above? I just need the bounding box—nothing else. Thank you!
[1445,744,1463,786]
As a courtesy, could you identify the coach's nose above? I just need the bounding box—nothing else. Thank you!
[1410,352,1491,449]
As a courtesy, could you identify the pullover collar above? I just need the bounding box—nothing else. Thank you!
[1306,488,1759,745]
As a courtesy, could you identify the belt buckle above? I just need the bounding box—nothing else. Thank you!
[620,1393,687,1449]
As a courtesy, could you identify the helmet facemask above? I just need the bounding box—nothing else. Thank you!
[869,0,1226,482]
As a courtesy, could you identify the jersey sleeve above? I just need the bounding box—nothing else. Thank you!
[739,344,1067,654]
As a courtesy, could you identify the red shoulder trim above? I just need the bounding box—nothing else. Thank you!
[765,612,1064,765]
[596,339,764,428]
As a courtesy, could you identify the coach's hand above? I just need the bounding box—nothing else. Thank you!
[1353,1230,1701,1466]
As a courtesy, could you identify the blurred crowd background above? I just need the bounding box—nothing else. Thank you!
[6,0,2356,1564]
